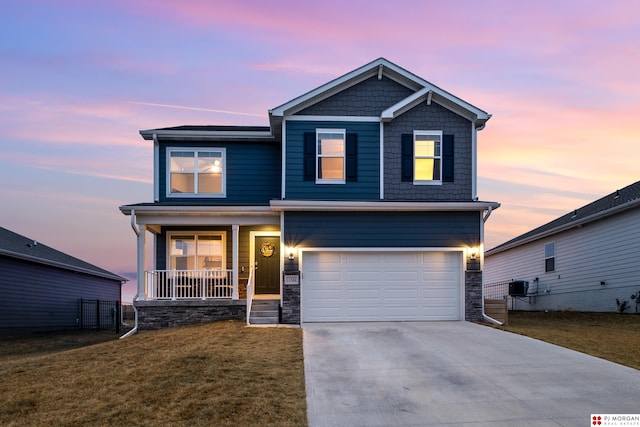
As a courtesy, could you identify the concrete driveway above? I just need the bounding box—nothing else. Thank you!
[303,322,640,427]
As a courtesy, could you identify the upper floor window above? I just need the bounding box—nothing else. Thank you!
[414,131,442,184]
[168,148,225,197]
[316,129,345,183]
[544,242,555,272]
[401,132,454,184]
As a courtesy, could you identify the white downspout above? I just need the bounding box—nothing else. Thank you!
[481,207,502,325]
[120,209,140,339]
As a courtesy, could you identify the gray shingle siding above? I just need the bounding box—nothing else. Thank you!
[296,76,414,116]
[384,102,473,200]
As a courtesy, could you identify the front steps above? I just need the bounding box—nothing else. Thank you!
[249,299,279,325]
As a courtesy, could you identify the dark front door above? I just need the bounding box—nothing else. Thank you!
[254,236,280,294]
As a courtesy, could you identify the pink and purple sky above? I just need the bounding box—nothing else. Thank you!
[2,1,639,301]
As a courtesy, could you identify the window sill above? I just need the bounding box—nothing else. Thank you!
[412,181,443,186]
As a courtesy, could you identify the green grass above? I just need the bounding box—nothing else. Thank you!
[496,311,640,370]
[0,321,307,426]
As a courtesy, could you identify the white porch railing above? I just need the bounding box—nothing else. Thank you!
[145,270,233,300]
[246,267,254,325]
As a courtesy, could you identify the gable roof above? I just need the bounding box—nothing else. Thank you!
[269,57,491,129]
[486,180,640,256]
[0,227,126,282]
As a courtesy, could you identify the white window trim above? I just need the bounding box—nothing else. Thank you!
[413,130,443,186]
[544,241,556,273]
[166,231,227,271]
[166,147,227,198]
[316,128,346,184]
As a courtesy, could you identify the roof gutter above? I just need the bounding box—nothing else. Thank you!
[120,209,139,339]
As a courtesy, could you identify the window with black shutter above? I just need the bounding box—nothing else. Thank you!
[401,132,454,184]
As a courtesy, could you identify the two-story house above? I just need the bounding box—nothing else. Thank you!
[120,58,500,329]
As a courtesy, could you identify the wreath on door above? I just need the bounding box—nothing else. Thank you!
[260,242,275,257]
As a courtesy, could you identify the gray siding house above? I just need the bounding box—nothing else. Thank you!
[120,58,500,328]
[0,227,125,335]
[484,181,640,313]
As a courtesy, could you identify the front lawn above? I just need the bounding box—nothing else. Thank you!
[0,321,307,426]
[496,311,640,370]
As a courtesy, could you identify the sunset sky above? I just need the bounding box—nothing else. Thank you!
[2,1,639,301]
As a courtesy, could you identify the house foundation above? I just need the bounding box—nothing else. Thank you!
[135,300,246,330]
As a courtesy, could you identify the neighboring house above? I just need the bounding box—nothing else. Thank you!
[484,181,640,313]
[0,226,125,335]
[120,58,500,328]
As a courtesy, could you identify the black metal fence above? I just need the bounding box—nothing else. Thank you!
[484,280,511,300]
[79,299,120,333]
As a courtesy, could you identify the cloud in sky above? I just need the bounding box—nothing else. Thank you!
[1,0,640,301]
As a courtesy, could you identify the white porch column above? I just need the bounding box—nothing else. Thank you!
[137,224,147,301]
[232,224,239,300]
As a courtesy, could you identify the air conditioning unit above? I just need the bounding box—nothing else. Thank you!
[509,280,528,297]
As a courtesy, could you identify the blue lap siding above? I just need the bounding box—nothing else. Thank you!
[283,211,480,248]
[285,121,380,200]
[159,140,281,204]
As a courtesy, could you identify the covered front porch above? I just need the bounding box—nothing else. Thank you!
[120,204,285,328]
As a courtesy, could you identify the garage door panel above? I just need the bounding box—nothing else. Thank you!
[302,251,462,322]
[345,271,382,281]
[384,271,420,281]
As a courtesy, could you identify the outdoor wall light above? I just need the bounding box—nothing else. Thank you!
[287,247,296,260]
[469,247,478,261]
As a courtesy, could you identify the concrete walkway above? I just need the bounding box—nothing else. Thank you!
[303,322,640,427]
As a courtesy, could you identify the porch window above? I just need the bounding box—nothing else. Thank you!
[316,129,345,183]
[169,233,225,270]
[168,148,225,197]
[414,131,442,184]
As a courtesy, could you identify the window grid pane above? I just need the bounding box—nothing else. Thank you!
[414,133,442,182]
[317,130,345,181]
[169,150,224,195]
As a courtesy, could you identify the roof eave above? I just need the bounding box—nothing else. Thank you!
[139,129,275,141]
[0,249,127,282]
[486,198,640,256]
[270,200,500,212]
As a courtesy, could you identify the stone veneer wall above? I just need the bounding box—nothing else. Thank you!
[465,271,483,322]
[281,272,300,324]
[135,300,246,330]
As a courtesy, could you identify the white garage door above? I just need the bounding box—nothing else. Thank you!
[302,251,462,322]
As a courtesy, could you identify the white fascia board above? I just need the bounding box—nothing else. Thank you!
[139,129,274,141]
[270,200,500,212]
[119,205,276,216]
[0,249,127,282]
[485,199,640,256]
[269,60,385,117]
[381,88,431,121]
